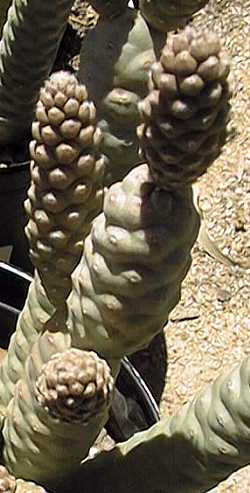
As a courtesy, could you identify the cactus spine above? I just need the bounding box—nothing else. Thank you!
[0,0,75,146]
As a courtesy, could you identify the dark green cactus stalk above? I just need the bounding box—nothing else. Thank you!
[139,0,208,32]
[25,71,105,306]
[137,27,230,189]
[2,331,114,487]
[0,465,47,493]
[67,162,200,360]
[0,0,11,36]
[88,0,129,18]
[66,357,250,493]
[0,0,75,146]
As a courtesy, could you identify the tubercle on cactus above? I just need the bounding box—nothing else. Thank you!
[0,465,47,493]
[25,71,105,307]
[0,0,11,36]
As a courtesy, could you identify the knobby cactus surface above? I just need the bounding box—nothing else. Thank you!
[0,1,249,493]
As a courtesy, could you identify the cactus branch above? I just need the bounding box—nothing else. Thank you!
[2,331,114,488]
[0,0,75,146]
[25,71,105,307]
[63,357,250,493]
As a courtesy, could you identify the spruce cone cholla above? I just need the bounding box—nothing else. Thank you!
[36,349,114,424]
[138,27,231,189]
[25,71,105,304]
[0,466,15,493]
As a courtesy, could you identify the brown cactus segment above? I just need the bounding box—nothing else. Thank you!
[25,71,105,305]
[138,27,231,189]
[36,348,114,423]
[0,466,15,493]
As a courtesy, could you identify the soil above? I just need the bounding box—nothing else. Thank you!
[64,2,250,490]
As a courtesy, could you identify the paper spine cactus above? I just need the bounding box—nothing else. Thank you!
[2,330,113,486]
[25,71,105,306]
[0,465,47,493]
[0,0,75,146]
[71,357,250,493]
[137,27,230,189]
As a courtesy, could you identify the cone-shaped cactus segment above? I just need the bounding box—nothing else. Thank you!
[2,332,113,487]
[36,348,114,424]
[138,26,231,189]
[139,0,209,32]
[25,71,105,307]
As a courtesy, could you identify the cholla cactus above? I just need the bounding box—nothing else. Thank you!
[1,2,249,493]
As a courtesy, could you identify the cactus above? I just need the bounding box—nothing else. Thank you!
[79,0,210,185]
[0,2,249,493]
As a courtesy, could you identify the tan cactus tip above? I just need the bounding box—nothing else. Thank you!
[35,349,114,424]
[0,466,15,493]
[137,26,231,189]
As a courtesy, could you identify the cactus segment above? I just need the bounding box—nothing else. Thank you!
[88,0,129,18]
[36,348,114,424]
[0,0,75,146]
[2,331,113,487]
[79,9,166,185]
[25,71,105,306]
[62,357,250,493]
[67,163,200,358]
[139,0,209,32]
[0,273,55,409]
[138,27,230,189]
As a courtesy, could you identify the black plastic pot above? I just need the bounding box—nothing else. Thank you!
[0,261,159,442]
[0,162,33,272]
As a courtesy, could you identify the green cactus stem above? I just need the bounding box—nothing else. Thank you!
[139,0,209,32]
[88,0,129,18]
[0,0,75,146]
[0,0,11,36]
[67,162,200,360]
[25,71,105,306]
[138,26,231,189]
[79,8,167,185]
[2,330,114,487]
[0,465,48,493]
[0,272,55,410]
[62,356,250,493]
